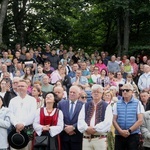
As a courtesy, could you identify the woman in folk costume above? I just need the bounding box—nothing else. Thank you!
[33,92,64,150]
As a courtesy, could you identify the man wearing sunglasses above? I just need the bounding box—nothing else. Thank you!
[113,83,144,150]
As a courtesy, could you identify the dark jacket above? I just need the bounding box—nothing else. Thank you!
[48,54,60,70]
[3,89,17,107]
[58,100,83,142]
[62,75,72,94]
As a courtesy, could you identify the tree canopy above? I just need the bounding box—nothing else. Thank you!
[0,0,150,55]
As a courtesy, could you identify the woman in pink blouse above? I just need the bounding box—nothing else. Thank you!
[95,58,108,73]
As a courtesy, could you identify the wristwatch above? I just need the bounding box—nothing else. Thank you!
[128,129,132,134]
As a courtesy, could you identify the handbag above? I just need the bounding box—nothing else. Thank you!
[34,136,48,147]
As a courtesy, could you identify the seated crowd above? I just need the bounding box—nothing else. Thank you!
[0,43,150,150]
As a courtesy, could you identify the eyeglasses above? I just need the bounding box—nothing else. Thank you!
[81,96,87,99]
[122,89,132,92]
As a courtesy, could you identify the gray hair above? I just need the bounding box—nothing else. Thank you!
[91,84,103,92]
[12,77,21,82]
[130,56,135,60]
[109,86,118,92]
[122,83,134,91]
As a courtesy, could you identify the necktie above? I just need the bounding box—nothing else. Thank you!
[70,101,74,120]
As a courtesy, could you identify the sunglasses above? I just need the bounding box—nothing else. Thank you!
[122,89,132,92]
[81,96,87,99]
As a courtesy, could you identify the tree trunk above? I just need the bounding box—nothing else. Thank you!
[0,0,9,45]
[123,9,129,55]
[12,0,28,46]
[116,17,121,57]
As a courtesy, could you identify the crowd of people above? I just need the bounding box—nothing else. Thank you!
[0,43,150,150]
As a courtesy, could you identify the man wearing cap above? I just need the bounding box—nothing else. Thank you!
[9,80,37,150]
[78,84,113,150]
[113,83,144,150]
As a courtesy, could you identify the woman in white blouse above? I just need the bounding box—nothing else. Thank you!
[33,92,64,150]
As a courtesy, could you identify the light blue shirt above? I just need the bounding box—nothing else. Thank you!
[71,76,88,85]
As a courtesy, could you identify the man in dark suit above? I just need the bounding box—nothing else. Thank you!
[58,85,83,150]
[3,77,20,107]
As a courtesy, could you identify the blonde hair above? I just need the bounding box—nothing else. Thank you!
[103,90,113,99]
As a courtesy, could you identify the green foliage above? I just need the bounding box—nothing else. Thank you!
[1,0,150,54]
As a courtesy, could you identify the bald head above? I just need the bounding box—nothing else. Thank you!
[53,86,64,101]
[143,65,150,73]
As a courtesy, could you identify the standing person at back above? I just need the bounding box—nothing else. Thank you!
[107,55,120,73]
[138,65,150,92]
[53,86,66,102]
[58,85,83,150]
[8,80,37,150]
[113,83,144,150]
[3,77,20,107]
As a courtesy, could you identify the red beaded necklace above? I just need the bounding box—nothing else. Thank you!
[46,108,53,115]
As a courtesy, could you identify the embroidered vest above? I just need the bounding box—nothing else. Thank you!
[85,100,108,126]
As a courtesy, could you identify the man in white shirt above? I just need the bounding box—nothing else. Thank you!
[78,84,113,150]
[9,80,37,150]
[138,65,150,92]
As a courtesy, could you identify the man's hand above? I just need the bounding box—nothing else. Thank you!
[86,126,96,135]
[119,129,130,138]
[15,124,25,133]
[64,125,75,134]
[68,131,76,135]
[6,84,10,91]
[0,99,3,108]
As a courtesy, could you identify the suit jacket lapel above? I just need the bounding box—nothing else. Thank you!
[66,100,70,119]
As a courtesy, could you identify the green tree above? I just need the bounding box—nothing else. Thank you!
[0,0,9,45]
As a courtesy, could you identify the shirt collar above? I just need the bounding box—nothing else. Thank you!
[69,100,78,105]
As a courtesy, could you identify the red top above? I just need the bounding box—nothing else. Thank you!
[40,108,59,126]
